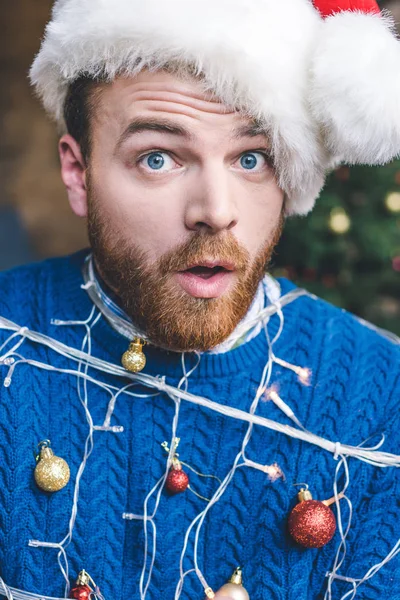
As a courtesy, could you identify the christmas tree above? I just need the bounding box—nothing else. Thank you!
[273,161,400,335]
[272,1,400,336]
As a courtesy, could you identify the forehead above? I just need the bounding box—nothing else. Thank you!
[93,70,265,143]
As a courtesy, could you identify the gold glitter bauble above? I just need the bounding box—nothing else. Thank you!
[121,339,146,373]
[34,446,70,492]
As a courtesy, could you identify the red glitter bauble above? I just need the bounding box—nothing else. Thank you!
[69,585,92,600]
[165,467,189,494]
[288,500,336,548]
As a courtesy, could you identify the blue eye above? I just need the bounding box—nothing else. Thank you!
[146,153,165,170]
[240,153,260,170]
[140,151,177,173]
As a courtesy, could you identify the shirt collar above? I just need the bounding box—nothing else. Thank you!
[82,253,281,354]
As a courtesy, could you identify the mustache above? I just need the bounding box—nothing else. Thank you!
[157,232,250,275]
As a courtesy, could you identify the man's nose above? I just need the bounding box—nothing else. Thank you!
[184,165,239,234]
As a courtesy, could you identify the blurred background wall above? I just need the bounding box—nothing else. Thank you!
[0,0,86,269]
[0,0,399,334]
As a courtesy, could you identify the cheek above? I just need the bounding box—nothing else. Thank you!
[236,182,284,257]
[90,163,187,261]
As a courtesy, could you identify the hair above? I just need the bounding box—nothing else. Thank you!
[62,64,209,163]
[62,67,274,172]
[63,75,103,163]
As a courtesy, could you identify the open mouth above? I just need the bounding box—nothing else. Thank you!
[175,262,235,298]
[184,265,228,280]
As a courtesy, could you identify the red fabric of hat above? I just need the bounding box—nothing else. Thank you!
[313,0,380,18]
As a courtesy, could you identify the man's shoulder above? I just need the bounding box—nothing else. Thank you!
[316,292,398,353]
[0,250,89,328]
[278,277,400,361]
[278,279,399,448]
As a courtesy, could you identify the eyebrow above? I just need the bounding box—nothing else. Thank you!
[116,117,193,149]
[232,123,268,139]
[116,117,269,152]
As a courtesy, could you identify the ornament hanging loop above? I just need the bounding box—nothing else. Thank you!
[292,482,309,490]
[69,570,100,600]
[162,437,181,466]
[77,570,98,589]
[37,439,51,449]
[214,566,250,600]
[293,482,312,502]
[161,437,181,455]
[76,571,91,587]
[230,566,244,585]
[35,439,52,461]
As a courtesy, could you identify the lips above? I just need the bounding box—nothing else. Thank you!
[174,261,236,298]
[183,260,234,273]
[184,265,229,280]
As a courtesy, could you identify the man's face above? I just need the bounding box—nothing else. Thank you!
[61,70,285,351]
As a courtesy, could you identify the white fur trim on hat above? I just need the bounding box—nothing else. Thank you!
[30,0,327,216]
[310,11,400,165]
[30,0,400,216]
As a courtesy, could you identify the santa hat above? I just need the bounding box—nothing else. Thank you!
[30,0,400,216]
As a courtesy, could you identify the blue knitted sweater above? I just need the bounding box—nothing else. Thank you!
[0,251,398,600]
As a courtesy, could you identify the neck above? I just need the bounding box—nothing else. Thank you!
[83,254,280,354]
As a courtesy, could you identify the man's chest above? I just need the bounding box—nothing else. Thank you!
[0,345,398,600]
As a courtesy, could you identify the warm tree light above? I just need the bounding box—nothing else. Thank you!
[385,192,400,213]
[329,207,351,234]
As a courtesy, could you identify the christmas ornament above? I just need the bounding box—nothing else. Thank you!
[288,485,344,549]
[205,567,250,600]
[34,440,70,493]
[69,570,100,600]
[69,571,92,600]
[166,466,190,495]
[162,439,223,500]
[121,338,146,373]
[162,439,189,495]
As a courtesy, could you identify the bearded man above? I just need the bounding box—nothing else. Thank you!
[0,1,399,599]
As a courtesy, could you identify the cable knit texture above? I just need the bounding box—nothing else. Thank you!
[0,251,398,600]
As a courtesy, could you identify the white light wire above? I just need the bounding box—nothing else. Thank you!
[0,316,399,467]
[102,382,161,429]
[0,578,14,600]
[324,455,353,600]
[12,307,166,600]
[0,288,399,599]
[29,306,101,596]
[0,580,63,600]
[175,307,283,597]
[324,449,400,600]
[123,351,201,600]
[138,396,181,600]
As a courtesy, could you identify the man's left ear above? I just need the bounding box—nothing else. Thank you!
[59,134,88,217]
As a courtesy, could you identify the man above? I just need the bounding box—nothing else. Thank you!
[0,0,399,599]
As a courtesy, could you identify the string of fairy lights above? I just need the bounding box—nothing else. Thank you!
[0,284,399,600]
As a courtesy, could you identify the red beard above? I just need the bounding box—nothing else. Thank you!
[88,201,283,352]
